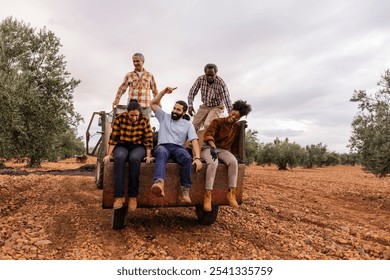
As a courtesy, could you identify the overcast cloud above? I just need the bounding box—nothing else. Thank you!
[2,0,390,152]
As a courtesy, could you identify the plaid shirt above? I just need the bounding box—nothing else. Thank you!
[188,75,232,112]
[113,69,158,108]
[108,112,153,149]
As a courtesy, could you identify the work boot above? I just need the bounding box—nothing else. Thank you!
[179,186,191,204]
[203,190,212,212]
[128,197,137,211]
[113,197,125,209]
[151,179,165,197]
[226,187,238,207]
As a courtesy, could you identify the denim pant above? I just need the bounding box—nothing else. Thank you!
[113,144,146,198]
[153,143,192,187]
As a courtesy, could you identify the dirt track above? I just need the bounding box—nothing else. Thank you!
[0,158,389,260]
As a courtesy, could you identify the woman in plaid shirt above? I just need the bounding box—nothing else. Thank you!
[103,99,154,210]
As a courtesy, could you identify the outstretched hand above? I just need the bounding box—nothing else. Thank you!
[162,87,177,95]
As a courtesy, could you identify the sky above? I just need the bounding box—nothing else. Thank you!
[2,0,390,153]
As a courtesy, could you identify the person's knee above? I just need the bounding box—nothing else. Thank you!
[129,155,142,163]
[230,158,238,166]
[178,149,191,161]
[154,146,168,157]
[226,157,238,168]
[114,150,127,161]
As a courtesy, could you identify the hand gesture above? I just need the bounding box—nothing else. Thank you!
[162,87,177,95]
[210,148,218,161]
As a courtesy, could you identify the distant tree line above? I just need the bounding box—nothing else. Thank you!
[245,69,390,178]
[244,131,361,170]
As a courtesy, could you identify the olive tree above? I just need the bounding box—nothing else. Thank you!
[304,143,328,168]
[0,17,82,167]
[244,129,261,164]
[259,137,306,170]
[349,69,390,177]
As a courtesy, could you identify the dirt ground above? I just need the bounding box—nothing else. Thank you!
[0,157,389,260]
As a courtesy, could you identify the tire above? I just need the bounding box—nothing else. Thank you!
[111,206,128,230]
[195,204,219,225]
[95,158,104,189]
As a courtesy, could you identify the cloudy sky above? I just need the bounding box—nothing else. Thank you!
[2,0,390,153]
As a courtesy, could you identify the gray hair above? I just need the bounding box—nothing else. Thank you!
[133,53,145,62]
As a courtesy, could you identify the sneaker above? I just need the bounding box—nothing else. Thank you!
[226,188,238,207]
[203,190,212,211]
[113,197,125,209]
[151,179,165,197]
[179,186,191,204]
[128,197,137,211]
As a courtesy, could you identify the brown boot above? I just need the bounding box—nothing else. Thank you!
[203,190,212,211]
[226,188,238,207]
[151,179,165,197]
[179,186,191,204]
[128,197,137,211]
[113,197,125,209]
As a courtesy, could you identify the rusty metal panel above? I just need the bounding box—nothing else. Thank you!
[102,162,245,209]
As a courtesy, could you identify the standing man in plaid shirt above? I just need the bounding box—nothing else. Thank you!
[112,53,158,118]
[187,63,232,131]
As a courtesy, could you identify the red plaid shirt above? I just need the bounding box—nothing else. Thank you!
[188,75,232,112]
[108,112,153,149]
[113,69,158,108]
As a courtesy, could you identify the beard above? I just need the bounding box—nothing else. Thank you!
[207,77,214,84]
[171,112,183,120]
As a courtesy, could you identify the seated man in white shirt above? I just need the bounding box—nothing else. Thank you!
[149,87,203,203]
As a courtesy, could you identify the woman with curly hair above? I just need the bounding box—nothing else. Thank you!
[201,100,252,211]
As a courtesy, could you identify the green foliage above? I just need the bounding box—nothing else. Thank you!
[244,132,358,169]
[244,129,261,164]
[339,152,361,166]
[47,129,85,161]
[349,69,390,177]
[258,137,307,170]
[0,17,83,167]
[304,143,328,168]
[323,151,340,166]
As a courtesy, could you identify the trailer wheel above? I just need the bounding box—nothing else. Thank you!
[95,158,104,189]
[111,206,128,230]
[195,204,219,225]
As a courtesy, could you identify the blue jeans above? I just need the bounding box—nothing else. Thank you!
[113,144,146,198]
[153,143,192,187]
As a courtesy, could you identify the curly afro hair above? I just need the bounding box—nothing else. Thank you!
[232,100,252,117]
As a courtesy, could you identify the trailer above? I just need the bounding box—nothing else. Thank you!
[86,106,247,229]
